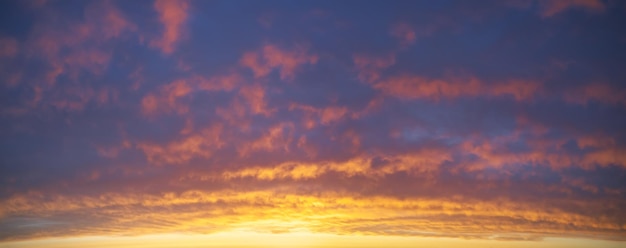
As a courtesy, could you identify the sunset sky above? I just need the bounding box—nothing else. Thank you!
[0,0,625,247]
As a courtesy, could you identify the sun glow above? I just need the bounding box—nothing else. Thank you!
[2,232,624,248]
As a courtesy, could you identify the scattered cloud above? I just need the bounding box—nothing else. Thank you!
[240,44,318,80]
[1,0,625,245]
[151,0,190,54]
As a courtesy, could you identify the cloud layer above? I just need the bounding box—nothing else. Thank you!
[0,0,625,244]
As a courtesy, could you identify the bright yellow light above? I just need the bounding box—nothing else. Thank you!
[1,232,624,248]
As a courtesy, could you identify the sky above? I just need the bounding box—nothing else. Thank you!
[0,0,625,247]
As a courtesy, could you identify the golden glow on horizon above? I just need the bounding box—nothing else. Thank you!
[1,232,624,248]
[2,189,623,243]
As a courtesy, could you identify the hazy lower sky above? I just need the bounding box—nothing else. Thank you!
[0,0,625,247]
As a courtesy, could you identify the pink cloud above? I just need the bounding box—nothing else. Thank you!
[374,75,482,100]
[140,73,243,117]
[137,124,224,165]
[390,23,417,47]
[141,79,193,116]
[540,0,605,17]
[239,83,274,116]
[2,71,22,88]
[564,83,626,105]
[50,91,95,112]
[289,103,349,128]
[374,75,542,101]
[216,98,249,130]
[96,140,131,159]
[489,79,543,101]
[151,0,189,54]
[0,37,18,58]
[48,86,114,112]
[353,53,396,83]
[141,94,159,116]
[240,52,270,79]
[196,73,242,92]
[350,96,385,119]
[453,128,626,171]
[21,0,136,114]
[86,0,138,39]
[129,66,145,91]
[62,48,112,76]
[240,44,318,80]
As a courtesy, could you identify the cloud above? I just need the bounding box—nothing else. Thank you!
[539,0,605,17]
[196,73,242,92]
[141,79,193,116]
[151,0,189,54]
[390,23,417,47]
[373,75,542,101]
[137,124,223,165]
[0,1,137,114]
[29,0,136,79]
[1,1,625,245]
[240,44,318,80]
[239,83,274,116]
[289,103,349,128]
[237,122,295,156]
[141,73,243,116]
[564,83,626,106]
[353,53,396,83]
[0,37,19,58]
[1,186,624,241]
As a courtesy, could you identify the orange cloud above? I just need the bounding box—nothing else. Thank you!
[218,148,451,182]
[151,0,189,54]
[240,44,318,80]
[2,187,623,242]
[540,0,605,17]
[237,122,295,156]
[137,124,223,165]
